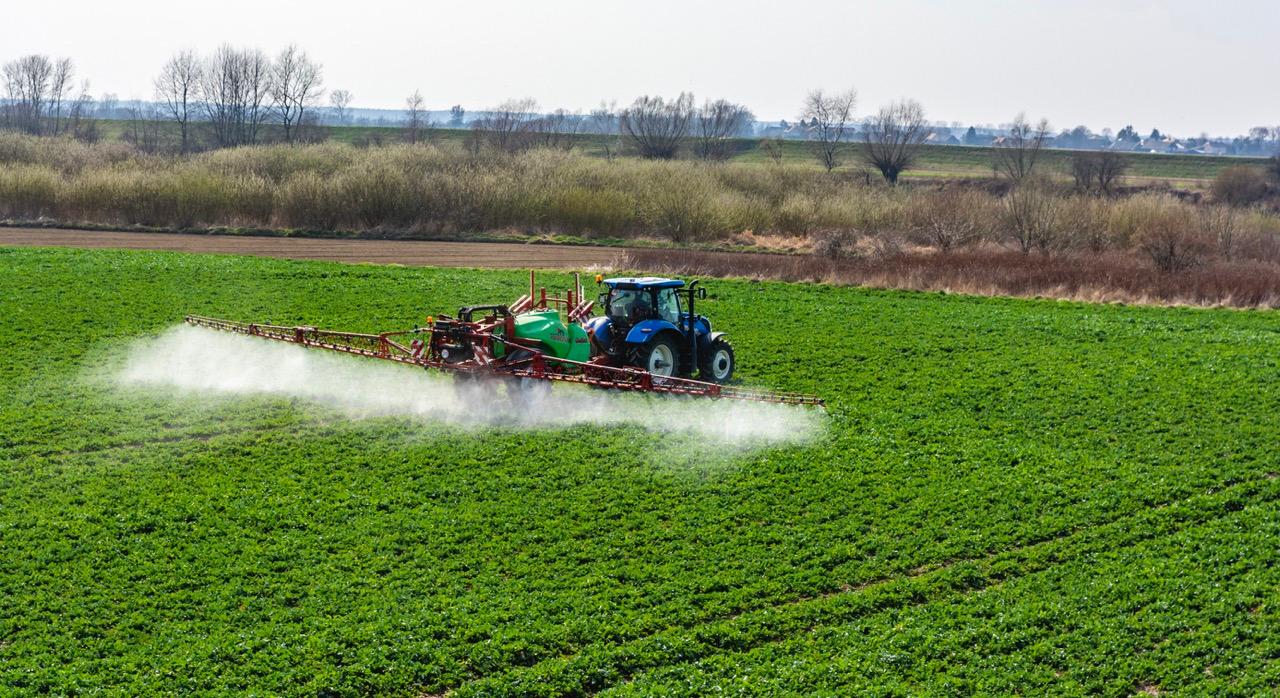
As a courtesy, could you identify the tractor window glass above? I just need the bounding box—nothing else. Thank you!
[656,289,680,324]
[609,289,652,322]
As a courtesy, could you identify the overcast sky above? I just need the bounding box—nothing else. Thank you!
[7,0,1278,136]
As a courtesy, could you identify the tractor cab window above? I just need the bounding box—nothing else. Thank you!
[656,288,681,324]
[608,288,654,323]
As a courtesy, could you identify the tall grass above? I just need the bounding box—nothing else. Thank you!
[1,133,1278,267]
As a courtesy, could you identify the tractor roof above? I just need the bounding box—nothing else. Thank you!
[603,277,685,290]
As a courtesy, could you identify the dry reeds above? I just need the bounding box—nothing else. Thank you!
[2,132,1279,302]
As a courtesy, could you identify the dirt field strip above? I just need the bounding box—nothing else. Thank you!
[0,227,631,269]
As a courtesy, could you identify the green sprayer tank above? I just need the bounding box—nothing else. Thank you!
[499,309,591,363]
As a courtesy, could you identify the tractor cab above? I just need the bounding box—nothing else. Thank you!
[600,278,685,327]
[584,277,736,383]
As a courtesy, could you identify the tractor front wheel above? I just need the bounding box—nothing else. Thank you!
[699,337,735,383]
[632,337,679,379]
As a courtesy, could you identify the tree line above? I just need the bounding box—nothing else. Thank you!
[4,47,1277,190]
[2,46,331,152]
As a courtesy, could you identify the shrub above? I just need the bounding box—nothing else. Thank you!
[1070,151,1128,195]
[1198,206,1241,260]
[2,134,1279,263]
[1131,201,1214,273]
[1211,166,1268,207]
[908,187,990,252]
[544,186,637,236]
[811,229,860,259]
[1000,180,1062,254]
[0,132,134,174]
[637,169,727,242]
[1055,196,1110,252]
[277,172,342,229]
[1101,194,1183,250]
[334,164,422,228]
[774,194,821,234]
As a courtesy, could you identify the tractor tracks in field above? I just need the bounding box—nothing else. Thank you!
[431,473,1280,697]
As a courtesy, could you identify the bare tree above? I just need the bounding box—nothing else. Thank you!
[1001,178,1061,254]
[588,101,620,161]
[1200,205,1240,260]
[1070,151,1129,195]
[1140,223,1209,273]
[2,55,54,134]
[65,81,98,143]
[200,45,271,147]
[448,104,465,127]
[328,89,353,125]
[800,88,857,171]
[993,113,1050,183]
[404,90,426,144]
[155,50,202,152]
[693,99,752,161]
[471,98,538,152]
[914,187,988,252]
[861,99,931,184]
[48,58,74,135]
[96,93,119,120]
[760,137,785,165]
[270,45,324,144]
[620,92,694,159]
[528,108,583,149]
[122,100,163,154]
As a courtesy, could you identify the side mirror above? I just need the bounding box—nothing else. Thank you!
[597,293,607,306]
[698,288,707,299]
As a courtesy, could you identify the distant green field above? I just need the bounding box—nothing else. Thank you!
[3,246,1279,695]
[94,119,1259,185]
[322,124,1251,184]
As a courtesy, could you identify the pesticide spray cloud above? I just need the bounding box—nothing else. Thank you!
[117,326,822,447]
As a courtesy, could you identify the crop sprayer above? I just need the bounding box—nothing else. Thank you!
[185,271,823,407]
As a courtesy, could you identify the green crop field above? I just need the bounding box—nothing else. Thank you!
[3,246,1279,696]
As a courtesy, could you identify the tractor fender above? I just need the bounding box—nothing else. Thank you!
[624,319,681,346]
[702,330,728,348]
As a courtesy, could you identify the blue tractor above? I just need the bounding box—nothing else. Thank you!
[583,277,736,383]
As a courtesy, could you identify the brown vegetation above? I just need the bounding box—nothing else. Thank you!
[620,245,1280,309]
[1,133,1279,309]
[1212,165,1270,207]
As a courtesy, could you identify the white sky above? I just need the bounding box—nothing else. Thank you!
[6,0,1278,136]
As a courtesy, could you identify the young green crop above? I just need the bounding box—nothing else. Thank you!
[1,246,1277,695]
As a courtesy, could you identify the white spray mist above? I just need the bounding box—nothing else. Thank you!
[117,325,823,448]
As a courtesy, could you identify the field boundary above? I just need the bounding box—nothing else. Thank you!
[0,227,633,270]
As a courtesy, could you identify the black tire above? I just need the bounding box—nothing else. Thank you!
[630,336,680,379]
[699,337,735,383]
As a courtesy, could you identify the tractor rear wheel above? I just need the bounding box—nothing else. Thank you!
[632,337,679,379]
[699,337,735,383]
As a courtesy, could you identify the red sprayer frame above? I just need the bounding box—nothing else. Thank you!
[184,271,823,407]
